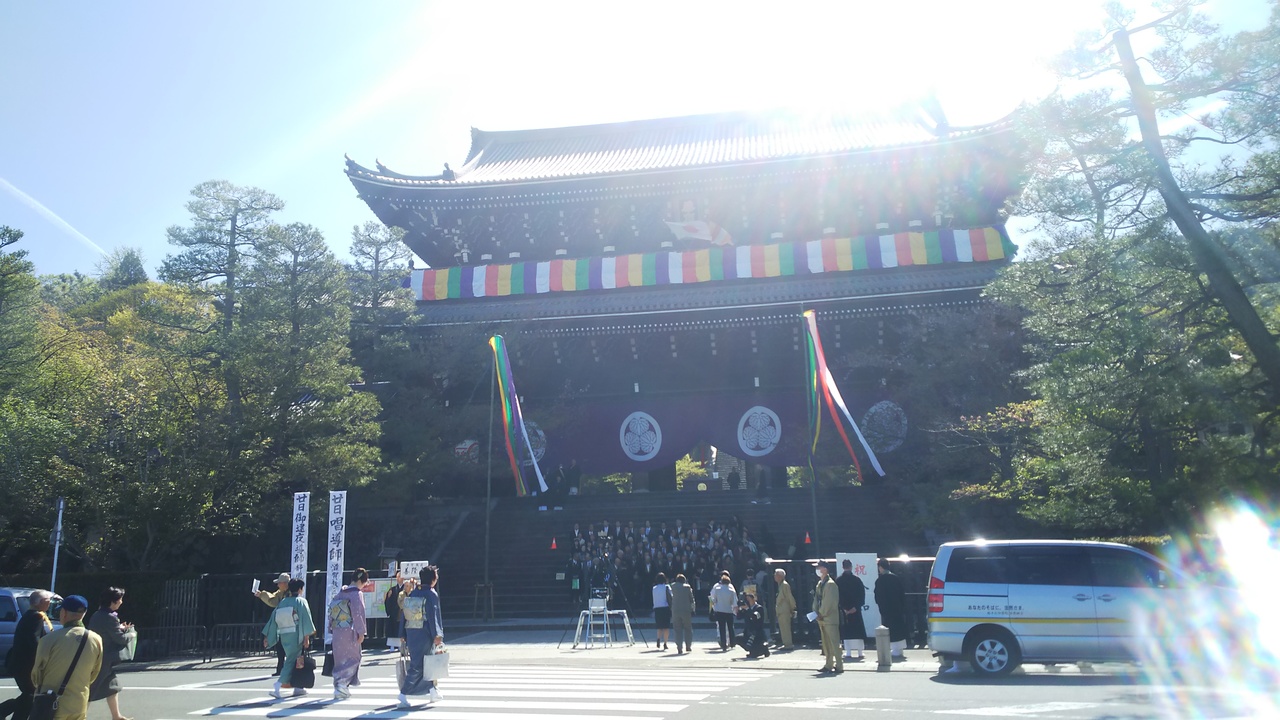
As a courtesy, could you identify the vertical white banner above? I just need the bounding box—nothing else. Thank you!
[835,552,880,638]
[324,491,347,644]
[291,492,310,582]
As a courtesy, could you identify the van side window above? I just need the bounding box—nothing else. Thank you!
[0,595,16,623]
[1010,548,1091,586]
[1091,548,1166,588]
[946,548,1010,583]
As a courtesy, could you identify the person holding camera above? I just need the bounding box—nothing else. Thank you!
[736,593,770,658]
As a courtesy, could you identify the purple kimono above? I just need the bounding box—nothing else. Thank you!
[327,585,367,693]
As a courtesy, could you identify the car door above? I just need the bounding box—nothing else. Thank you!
[1007,546,1098,661]
[1090,546,1173,660]
[0,594,18,663]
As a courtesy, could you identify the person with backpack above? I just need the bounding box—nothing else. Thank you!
[328,568,370,700]
[262,579,316,699]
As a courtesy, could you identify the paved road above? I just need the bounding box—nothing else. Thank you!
[0,642,1256,719]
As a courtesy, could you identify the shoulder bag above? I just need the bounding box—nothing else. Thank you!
[29,632,89,720]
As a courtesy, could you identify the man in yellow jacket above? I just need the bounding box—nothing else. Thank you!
[773,568,795,649]
[813,563,842,673]
[31,595,103,720]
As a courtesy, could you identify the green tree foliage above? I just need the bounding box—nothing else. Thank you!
[239,222,381,497]
[960,2,1280,534]
[96,246,149,292]
[0,183,385,574]
[0,227,38,396]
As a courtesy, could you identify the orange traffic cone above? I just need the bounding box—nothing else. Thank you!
[550,537,558,550]
[804,532,812,544]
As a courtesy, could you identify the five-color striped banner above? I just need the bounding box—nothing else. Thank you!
[412,225,1012,301]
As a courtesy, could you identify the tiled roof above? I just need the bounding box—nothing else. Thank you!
[347,109,1013,189]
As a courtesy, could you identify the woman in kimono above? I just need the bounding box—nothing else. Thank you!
[397,566,444,708]
[263,578,316,699]
[328,568,370,700]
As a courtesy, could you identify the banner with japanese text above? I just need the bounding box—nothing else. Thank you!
[290,492,310,581]
[324,490,347,644]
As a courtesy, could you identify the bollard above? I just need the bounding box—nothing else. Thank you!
[876,625,891,669]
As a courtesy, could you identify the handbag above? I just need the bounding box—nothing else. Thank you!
[118,628,138,662]
[395,645,409,687]
[29,632,89,720]
[422,649,449,681]
[321,650,334,677]
[291,651,317,689]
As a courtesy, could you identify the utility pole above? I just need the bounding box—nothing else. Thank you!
[483,358,496,621]
[50,496,65,594]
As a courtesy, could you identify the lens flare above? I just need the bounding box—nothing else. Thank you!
[1136,501,1278,717]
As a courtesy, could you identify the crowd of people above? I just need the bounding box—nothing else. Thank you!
[0,587,136,720]
[563,517,774,613]
[253,565,445,710]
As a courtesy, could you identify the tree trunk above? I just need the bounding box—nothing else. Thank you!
[1114,29,1280,403]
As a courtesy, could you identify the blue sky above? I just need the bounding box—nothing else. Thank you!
[1,1,1265,277]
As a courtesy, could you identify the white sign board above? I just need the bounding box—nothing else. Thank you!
[399,560,431,582]
[835,552,879,638]
[290,492,310,581]
[323,491,347,644]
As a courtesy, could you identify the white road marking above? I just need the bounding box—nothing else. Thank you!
[937,702,1102,716]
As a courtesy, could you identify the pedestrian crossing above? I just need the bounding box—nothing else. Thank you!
[186,664,775,720]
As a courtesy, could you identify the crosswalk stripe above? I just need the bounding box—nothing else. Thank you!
[351,681,734,691]
[212,696,688,712]
[191,664,775,719]
[193,702,670,712]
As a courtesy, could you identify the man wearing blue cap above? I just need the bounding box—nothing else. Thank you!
[31,595,103,720]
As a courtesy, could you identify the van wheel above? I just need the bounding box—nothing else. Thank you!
[967,629,1020,676]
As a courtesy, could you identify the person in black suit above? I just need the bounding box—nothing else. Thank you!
[0,590,54,720]
[836,559,867,661]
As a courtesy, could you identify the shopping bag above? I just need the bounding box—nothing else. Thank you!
[119,629,138,662]
[292,652,316,689]
[321,650,334,677]
[395,646,409,687]
[422,650,450,681]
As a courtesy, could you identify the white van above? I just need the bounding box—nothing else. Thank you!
[927,540,1182,675]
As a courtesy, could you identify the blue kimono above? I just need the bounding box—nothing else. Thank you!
[398,587,443,696]
[263,595,316,687]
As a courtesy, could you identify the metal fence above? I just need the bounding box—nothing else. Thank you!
[133,626,206,662]
[204,623,278,663]
[113,573,397,664]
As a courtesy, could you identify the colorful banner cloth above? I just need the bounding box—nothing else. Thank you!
[804,310,885,478]
[490,335,548,496]
[412,226,1012,301]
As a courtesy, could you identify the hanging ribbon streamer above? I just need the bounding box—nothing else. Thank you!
[489,335,548,496]
[803,310,886,477]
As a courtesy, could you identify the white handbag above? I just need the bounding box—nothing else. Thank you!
[423,649,450,680]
